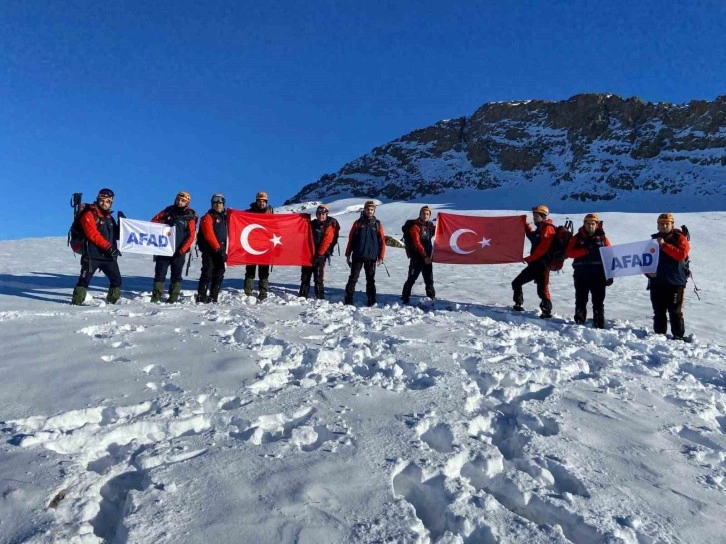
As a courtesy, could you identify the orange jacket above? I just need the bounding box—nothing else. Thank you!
[80,204,113,252]
[524,219,555,263]
[199,213,223,251]
[151,206,197,254]
[315,222,336,257]
[566,227,611,259]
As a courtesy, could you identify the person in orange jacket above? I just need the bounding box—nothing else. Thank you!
[149,191,197,303]
[344,201,385,306]
[512,205,556,317]
[71,188,122,305]
[299,204,336,300]
[647,212,690,340]
[401,205,436,304]
[565,213,612,328]
[196,193,228,303]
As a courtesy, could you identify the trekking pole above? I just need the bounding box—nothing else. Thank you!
[380,261,391,277]
[690,274,701,300]
[185,250,192,277]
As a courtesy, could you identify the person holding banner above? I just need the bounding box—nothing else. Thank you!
[71,188,123,305]
[344,201,385,306]
[512,205,555,318]
[648,213,690,340]
[243,191,274,301]
[149,191,197,303]
[196,193,228,303]
[566,213,612,328]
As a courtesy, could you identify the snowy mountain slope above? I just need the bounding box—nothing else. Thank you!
[1,203,725,543]
[287,94,726,213]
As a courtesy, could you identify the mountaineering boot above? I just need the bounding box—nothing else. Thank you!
[150,281,165,303]
[167,282,182,303]
[425,285,436,300]
[401,282,413,305]
[512,287,524,311]
[71,286,87,306]
[653,313,667,334]
[512,304,524,311]
[314,282,325,300]
[671,315,685,340]
[574,307,587,324]
[257,278,269,301]
[196,281,209,304]
[298,284,309,298]
[539,299,553,319]
[106,286,121,304]
[209,281,222,303]
[244,277,254,296]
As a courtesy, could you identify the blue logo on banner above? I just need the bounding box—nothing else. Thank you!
[126,232,170,247]
[611,253,653,271]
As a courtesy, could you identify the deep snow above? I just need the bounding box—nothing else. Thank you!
[1,201,725,544]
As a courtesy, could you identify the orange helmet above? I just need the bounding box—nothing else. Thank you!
[531,205,549,216]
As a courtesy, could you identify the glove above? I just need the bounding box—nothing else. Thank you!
[605,278,614,286]
[117,211,126,219]
[173,250,183,258]
[314,255,326,266]
[109,248,122,258]
[215,248,227,263]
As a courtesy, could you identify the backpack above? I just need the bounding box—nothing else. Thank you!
[680,225,692,279]
[547,218,574,271]
[68,192,99,255]
[401,219,417,257]
[325,216,340,256]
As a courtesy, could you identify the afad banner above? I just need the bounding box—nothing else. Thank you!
[119,218,175,256]
[599,239,660,279]
[227,210,314,266]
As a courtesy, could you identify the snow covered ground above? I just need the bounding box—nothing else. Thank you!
[1,201,725,544]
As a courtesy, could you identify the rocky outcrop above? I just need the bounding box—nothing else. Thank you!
[286,94,726,212]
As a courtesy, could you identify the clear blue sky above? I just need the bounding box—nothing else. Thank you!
[1,0,723,240]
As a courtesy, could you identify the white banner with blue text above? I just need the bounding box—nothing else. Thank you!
[599,239,659,279]
[119,218,176,256]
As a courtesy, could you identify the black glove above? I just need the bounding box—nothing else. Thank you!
[314,255,326,266]
[216,248,227,263]
[605,278,614,286]
[173,250,183,258]
[109,248,122,258]
[117,211,126,219]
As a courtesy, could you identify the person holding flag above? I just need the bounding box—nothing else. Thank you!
[512,204,555,318]
[196,193,228,304]
[243,191,274,300]
[647,212,690,340]
[298,204,336,300]
[401,205,436,304]
[149,191,197,303]
[344,201,385,306]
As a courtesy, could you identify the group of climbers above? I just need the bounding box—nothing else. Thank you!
[69,190,691,341]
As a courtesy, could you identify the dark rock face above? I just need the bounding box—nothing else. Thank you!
[286,94,726,212]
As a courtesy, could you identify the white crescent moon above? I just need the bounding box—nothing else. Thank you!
[240,224,268,255]
[450,228,477,254]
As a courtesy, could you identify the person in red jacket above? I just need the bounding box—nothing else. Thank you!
[565,213,612,328]
[244,191,274,300]
[196,193,228,303]
[401,205,436,304]
[298,204,336,300]
[71,188,122,305]
[512,204,556,317]
[150,191,197,303]
[647,212,691,340]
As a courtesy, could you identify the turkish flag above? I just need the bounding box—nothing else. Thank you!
[227,210,314,266]
[432,213,526,264]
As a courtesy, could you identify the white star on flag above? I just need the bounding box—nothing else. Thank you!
[479,237,491,247]
[270,234,282,247]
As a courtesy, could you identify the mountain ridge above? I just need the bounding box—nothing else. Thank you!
[287,93,726,212]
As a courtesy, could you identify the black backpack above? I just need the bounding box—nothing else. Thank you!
[680,225,692,279]
[401,219,417,257]
[68,193,97,255]
[547,219,574,271]
[325,216,341,256]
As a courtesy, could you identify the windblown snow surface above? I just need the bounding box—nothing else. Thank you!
[1,200,725,544]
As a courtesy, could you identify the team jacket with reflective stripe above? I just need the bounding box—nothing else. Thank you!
[198,209,227,252]
[650,229,690,286]
[151,205,197,253]
[80,204,116,260]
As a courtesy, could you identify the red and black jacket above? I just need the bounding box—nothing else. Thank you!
[80,204,117,261]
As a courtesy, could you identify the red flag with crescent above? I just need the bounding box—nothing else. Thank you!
[227,210,315,266]
[432,213,526,264]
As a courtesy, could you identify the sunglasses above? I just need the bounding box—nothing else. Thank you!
[212,197,225,204]
[316,209,328,214]
[98,197,113,204]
